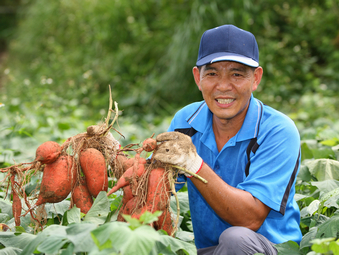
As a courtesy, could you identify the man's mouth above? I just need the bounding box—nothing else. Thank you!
[216,98,234,104]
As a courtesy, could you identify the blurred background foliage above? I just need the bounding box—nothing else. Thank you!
[0,0,339,162]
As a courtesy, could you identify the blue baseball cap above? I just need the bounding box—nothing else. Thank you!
[196,24,259,67]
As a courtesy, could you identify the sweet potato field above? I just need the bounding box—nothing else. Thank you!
[0,95,200,255]
[1,97,339,255]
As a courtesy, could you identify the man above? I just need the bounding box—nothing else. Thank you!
[153,24,302,254]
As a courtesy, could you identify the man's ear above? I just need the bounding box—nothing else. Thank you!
[192,66,202,91]
[252,66,263,92]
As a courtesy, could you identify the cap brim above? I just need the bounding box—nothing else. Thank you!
[196,53,259,67]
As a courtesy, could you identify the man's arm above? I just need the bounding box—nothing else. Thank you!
[190,162,270,231]
[153,131,271,231]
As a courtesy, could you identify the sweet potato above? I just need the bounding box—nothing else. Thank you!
[35,141,62,164]
[71,177,93,214]
[144,167,170,212]
[12,191,21,226]
[80,148,108,198]
[155,208,173,235]
[123,156,147,171]
[129,167,173,233]
[107,163,146,196]
[142,138,157,152]
[117,193,137,222]
[35,155,76,206]
[11,175,21,227]
[121,185,134,205]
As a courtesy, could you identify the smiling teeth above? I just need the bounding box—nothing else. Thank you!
[217,98,234,104]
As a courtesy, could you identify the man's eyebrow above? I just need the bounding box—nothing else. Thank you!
[203,65,217,71]
[230,66,247,72]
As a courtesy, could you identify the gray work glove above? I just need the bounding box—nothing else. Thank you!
[153,131,203,177]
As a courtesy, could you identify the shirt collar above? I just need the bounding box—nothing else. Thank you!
[237,94,262,141]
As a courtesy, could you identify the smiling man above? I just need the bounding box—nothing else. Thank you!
[153,25,302,254]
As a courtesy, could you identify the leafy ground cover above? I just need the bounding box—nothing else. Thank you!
[1,100,339,255]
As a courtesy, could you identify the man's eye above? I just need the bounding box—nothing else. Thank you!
[207,72,216,76]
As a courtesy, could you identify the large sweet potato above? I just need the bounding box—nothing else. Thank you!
[79,148,108,198]
[71,177,93,214]
[35,155,76,206]
[35,141,61,164]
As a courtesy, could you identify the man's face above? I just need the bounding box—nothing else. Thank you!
[192,61,263,123]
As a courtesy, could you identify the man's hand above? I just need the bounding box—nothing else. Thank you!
[153,131,203,177]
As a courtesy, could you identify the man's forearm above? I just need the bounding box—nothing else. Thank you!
[190,162,271,231]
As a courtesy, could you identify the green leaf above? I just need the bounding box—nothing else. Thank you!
[67,206,81,224]
[59,242,75,255]
[300,227,318,249]
[0,232,36,250]
[174,230,195,243]
[311,180,339,195]
[20,234,45,255]
[37,235,69,254]
[320,187,339,209]
[306,159,339,181]
[300,200,320,217]
[121,214,142,230]
[155,234,197,255]
[139,211,162,225]
[170,191,190,215]
[45,200,71,218]
[0,247,22,255]
[300,215,329,234]
[109,194,122,213]
[294,194,308,202]
[312,147,336,159]
[320,138,339,147]
[91,222,116,249]
[310,237,335,253]
[65,222,97,253]
[92,221,160,255]
[83,191,110,224]
[57,122,71,130]
[0,200,13,218]
[274,240,301,255]
[329,239,339,254]
[316,214,339,239]
[297,164,312,182]
[110,225,159,255]
[0,213,10,223]
[301,142,314,161]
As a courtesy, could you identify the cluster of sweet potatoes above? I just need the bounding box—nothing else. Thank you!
[107,138,174,235]
[5,133,176,236]
[34,141,108,214]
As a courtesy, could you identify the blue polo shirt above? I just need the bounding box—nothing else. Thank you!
[168,95,302,249]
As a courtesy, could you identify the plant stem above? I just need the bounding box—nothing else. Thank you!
[172,166,208,183]
[105,85,113,126]
[169,170,180,236]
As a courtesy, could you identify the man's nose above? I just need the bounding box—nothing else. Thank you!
[216,76,232,91]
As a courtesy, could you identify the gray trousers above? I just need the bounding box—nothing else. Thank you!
[197,226,278,255]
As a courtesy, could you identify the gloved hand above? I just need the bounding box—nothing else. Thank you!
[153,131,203,177]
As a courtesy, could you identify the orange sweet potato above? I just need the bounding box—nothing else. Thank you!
[35,141,61,164]
[107,163,146,196]
[144,167,170,212]
[123,156,147,172]
[35,155,76,206]
[117,192,137,222]
[79,148,108,198]
[142,138,157,152]
[129,167,173,234]
[11,175,21,227]
[71,177,93,214]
